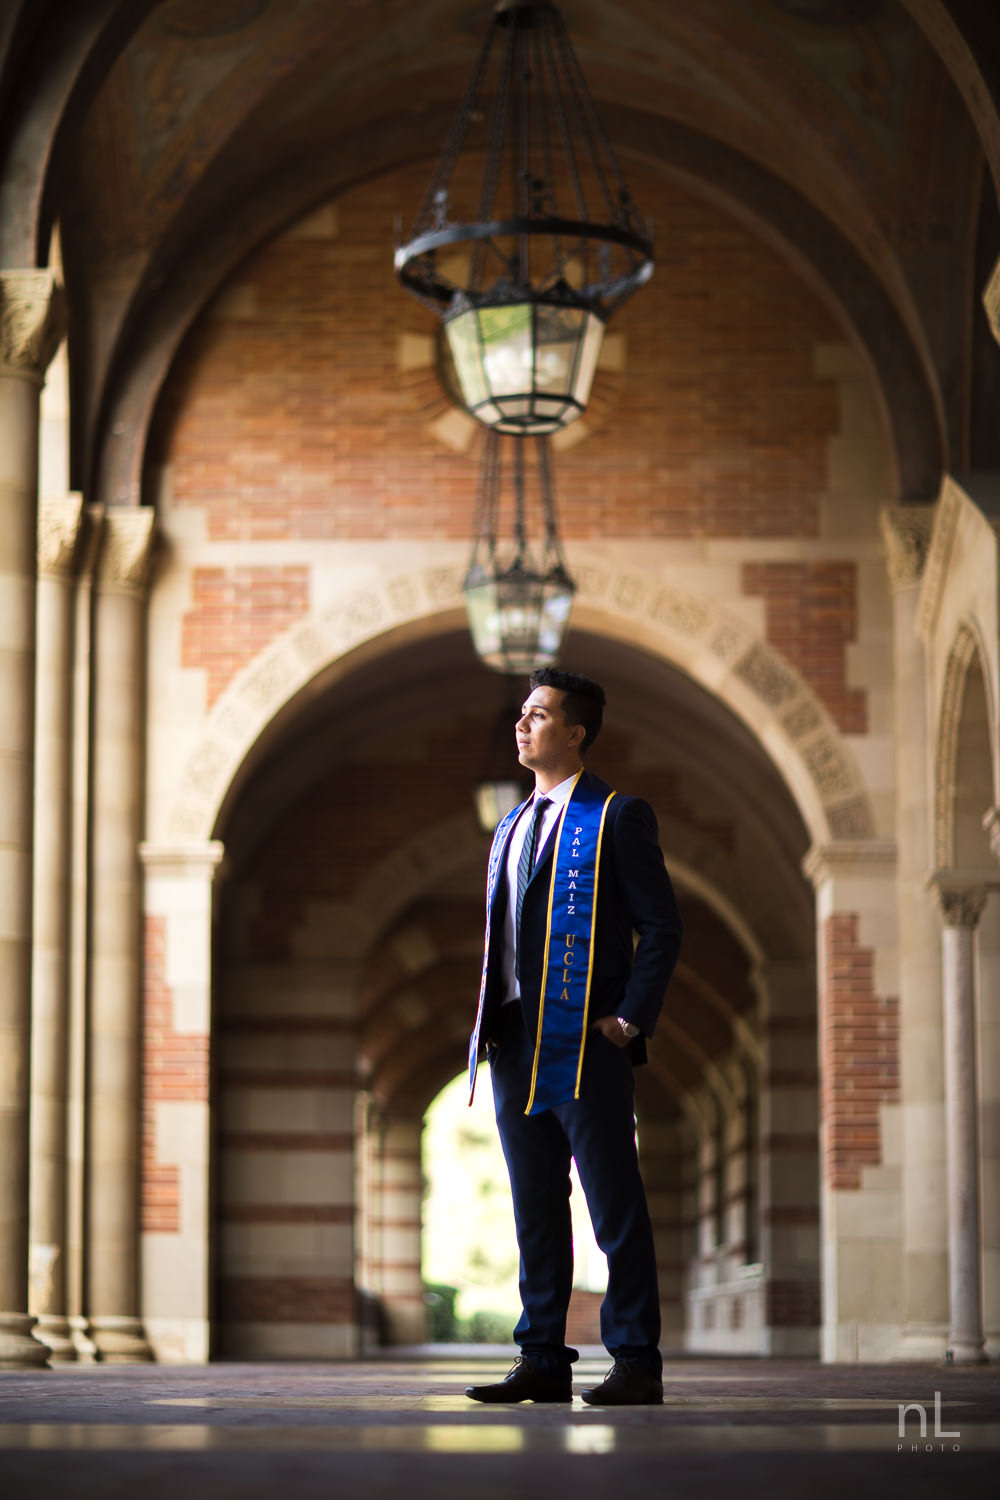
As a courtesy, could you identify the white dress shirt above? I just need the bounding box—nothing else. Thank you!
[501,771,579,1004]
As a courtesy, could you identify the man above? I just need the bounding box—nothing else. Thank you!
[465,667,683,1406]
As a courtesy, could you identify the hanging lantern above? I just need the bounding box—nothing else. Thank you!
[396,0,653,436]
[463,431,575,673]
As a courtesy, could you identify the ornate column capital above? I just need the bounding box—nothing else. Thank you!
[985,255,1000,350]
[37,494,84,580]
[0,271,66,380]
[928,871,998,929]
[95,508,156,597]
[880,506,936,592]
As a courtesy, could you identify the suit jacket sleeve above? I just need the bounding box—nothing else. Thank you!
[609,796,683,1038]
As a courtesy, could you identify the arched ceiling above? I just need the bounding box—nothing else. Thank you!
[2,0,1000,503]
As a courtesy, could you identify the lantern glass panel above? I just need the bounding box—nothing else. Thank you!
[498,397,532,419]
[479,304,534,396]
[573,312,605,409]
[533,305,583,393]
[538,575,575,659]
[463,574,502,662]
[446,311,489,408]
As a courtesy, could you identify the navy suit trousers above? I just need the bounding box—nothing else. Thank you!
[489,1001,662,1376]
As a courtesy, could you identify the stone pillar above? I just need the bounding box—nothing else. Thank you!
[804,841,902,1362]
[930,879,991,1363]
[758,958,821,1357]
[379,1116,426,1343]
[356,1093,391,1351]
[65,507,103,1361]
[881,508,948,1359]
[0,271,64,1370]
[638,1109,693,1352]
[138,841,224,1364]
[28,494,83,1361]
[975,896,1000,1358]
[86,508,156,1362]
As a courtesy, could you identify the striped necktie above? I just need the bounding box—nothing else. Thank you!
[514,797,550,981]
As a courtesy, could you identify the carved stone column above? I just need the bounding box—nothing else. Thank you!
[803,840,900,1362]
[930,878,992,1363]
[138,840,224,1363]
[65,506,103,1361]
[880,507,948,1359]
[86,508,156,1362]
[379,1116,426,1344]
[0,270,65,1370]
[29,495,84,1361]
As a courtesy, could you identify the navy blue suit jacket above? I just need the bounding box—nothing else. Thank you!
[480,769,683,1058]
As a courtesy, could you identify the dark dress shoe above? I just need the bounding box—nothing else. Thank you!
[465,1355,573,1403]
[580,1359,663,1406]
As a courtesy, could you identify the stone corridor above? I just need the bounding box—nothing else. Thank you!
[1,1354,997,1499]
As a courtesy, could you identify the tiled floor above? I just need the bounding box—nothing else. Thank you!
[0,1352,997,1498]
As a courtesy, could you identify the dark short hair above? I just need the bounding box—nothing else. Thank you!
[528,668,606,753]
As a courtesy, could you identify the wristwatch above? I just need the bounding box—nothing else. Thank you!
[617,1017,640,1039]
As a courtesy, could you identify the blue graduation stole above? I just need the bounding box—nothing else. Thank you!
[468,772,615,1115]
[525,772,615,1115]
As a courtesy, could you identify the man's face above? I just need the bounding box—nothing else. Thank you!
[515,685,584,774]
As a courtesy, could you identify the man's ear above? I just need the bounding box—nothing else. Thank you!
[567,721,586,752]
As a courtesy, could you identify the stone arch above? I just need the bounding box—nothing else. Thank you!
[160,559,878,854]
[934,619,998,868]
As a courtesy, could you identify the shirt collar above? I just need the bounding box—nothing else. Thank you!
[534,769,581,809]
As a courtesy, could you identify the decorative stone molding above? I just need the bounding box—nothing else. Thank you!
[161,562,877,852]
[138,841,226,878]
[927,872,998,929]
[733,642,799,708]
[799,734,855,800]
[802,840,897,887]
[95,508,156,596]
[0,271,65,378]
[37,494,84,580]
[879,506,935,592]
[825,796,879,839]
[985,255,1000,350]
[917,478,963,641]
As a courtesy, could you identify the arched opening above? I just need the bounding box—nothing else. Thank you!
[206,620,817,1358]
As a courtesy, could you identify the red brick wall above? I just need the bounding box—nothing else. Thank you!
[142,916,209,1233]
[156,161,841,543]
[743,561,867,733]
[820,913,899,1191]
[182,565,310,707]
